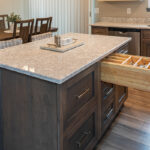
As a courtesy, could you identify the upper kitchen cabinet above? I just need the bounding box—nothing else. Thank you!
[97,0,141,2]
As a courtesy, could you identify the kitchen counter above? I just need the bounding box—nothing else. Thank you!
[91,22,150,29]
[0,33,131,84]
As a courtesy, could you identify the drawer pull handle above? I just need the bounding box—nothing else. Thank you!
[104,88,113,99]
[76,88,90,100]
[106,108,114,119]
[75,131,91,148]
[119,93,126,103]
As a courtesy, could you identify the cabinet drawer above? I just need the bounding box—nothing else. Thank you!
[66,72,94,118]
[101,53,150,92]
[115,85,128,111]
[92,27,108,35]
[142,30,150,39]
[102,99,115,130]
[63,64,98,129]
[64,113,96,150]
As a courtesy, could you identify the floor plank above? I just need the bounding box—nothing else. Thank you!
[97,88,150,150]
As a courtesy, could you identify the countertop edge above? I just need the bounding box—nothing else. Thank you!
[90,22,150,30]
[0,38,131,84]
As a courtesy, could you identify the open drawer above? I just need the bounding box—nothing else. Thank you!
[101,53,150,92]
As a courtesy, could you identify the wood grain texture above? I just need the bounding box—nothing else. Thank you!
[0,69,58,150]
[96,88,150,150]
[0,30,18,41]
[101,54,150,92]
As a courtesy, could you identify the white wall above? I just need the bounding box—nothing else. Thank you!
[0,0,25,19]
[28,0,89,34]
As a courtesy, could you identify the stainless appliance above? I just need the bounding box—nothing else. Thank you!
[109,28,140,55]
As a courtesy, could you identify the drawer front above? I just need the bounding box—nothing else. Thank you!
[102,99,115,131]
[92,27,108,35]
[64,113,96,150]
[66,72,94,120]
[115,85,128,110]
[142,30,150,39]
[101,53,150,92]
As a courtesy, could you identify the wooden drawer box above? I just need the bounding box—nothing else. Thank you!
[101,53,150,92]
[64,112,96,150]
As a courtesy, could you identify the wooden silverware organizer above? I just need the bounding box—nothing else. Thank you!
[101,53,150,92]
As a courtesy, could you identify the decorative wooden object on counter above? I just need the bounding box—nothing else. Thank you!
[101,53,150,92]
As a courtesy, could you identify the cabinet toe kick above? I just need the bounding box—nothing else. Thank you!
[101,53,150,92]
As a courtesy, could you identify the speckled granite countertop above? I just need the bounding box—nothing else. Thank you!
[91,22,150,29]
[0,33,131,84]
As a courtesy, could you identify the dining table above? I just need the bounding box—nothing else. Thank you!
[0,27,58,41]
[0,30,15,41]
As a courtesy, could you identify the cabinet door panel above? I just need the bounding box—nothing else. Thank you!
[115,85,128,111]
[92,27,108,35]
[141,39,150,57]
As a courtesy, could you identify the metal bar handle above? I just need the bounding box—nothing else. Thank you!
[76,88,90,100]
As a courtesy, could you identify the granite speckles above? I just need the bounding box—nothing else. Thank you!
[91,22,150,30]
[0,33,131,84]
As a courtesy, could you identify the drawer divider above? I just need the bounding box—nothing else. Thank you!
[121,56,131,65]
[133,57,143,67]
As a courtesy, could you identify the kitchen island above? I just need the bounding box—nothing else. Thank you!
[0,33,131,150]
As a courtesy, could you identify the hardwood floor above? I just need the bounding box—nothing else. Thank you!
[97,88,150,150]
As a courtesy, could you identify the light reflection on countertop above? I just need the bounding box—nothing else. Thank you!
[0,33,131,84]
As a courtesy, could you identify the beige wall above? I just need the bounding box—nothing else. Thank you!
[95,1,100,22]
[0,0,25,18]
[99,0,150,18]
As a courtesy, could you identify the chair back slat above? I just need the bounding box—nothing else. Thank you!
[0,14,9,30]
[35,17,52,34]
[13,19,34,43]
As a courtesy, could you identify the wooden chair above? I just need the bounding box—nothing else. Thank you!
[0,38,22,49]
[13,19,34,43]
[0,14,9,30]
[35,17,52,34]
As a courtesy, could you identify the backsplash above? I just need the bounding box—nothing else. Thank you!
[98,0,150,22]
[100,17,150,24]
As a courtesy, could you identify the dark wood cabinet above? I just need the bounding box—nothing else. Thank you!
[0,63,100,150]
[141,30,150,57]
[101,82,128,135]
[0,41,130,150]
[64,111,97,150]
[141,39,150,57]
[92,26,140,55]
[115,85,128,112]
[92,26,108,35]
